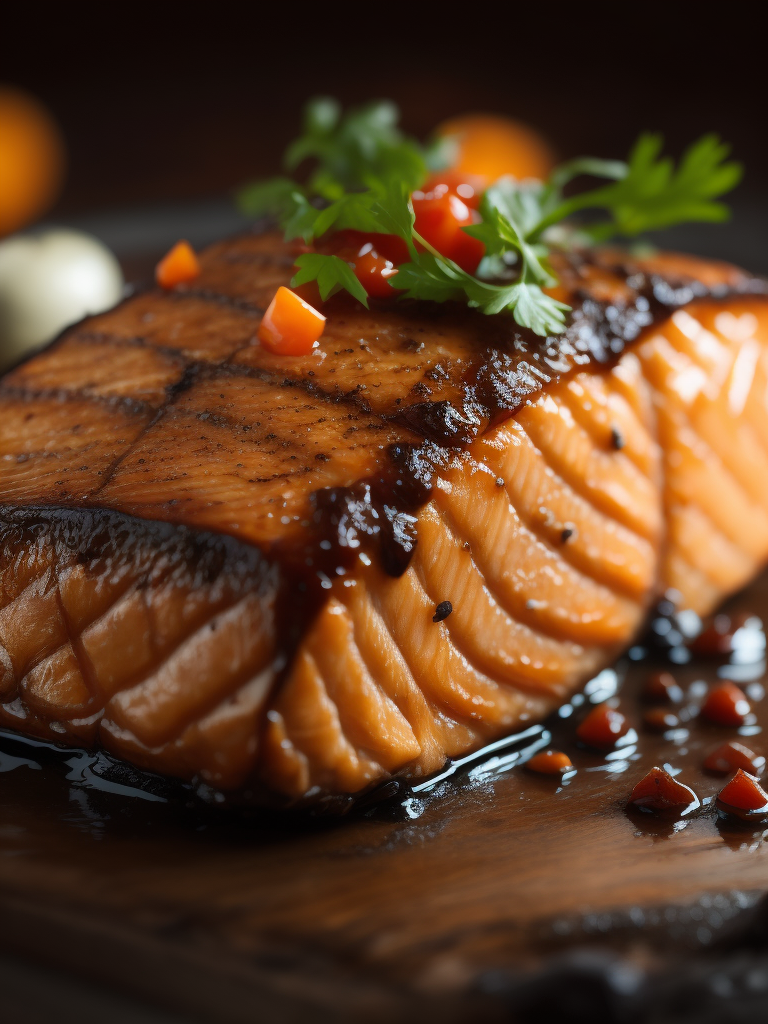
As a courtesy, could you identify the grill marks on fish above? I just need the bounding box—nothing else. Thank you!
[1,234,762,555]
[1,231,768,801]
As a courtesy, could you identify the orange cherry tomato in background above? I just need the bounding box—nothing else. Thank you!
[436,113,556,185]
[0,86,65,237]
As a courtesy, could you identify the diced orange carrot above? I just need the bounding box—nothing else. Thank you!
[258,286,326,356]
[156,240,201,290]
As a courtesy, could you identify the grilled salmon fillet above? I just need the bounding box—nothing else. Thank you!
[1,231,767,803]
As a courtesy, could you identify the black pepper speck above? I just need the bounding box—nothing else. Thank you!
[433,601,453,623]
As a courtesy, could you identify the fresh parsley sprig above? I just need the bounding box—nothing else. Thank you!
[238,100,742,336]
[527,133,743,242]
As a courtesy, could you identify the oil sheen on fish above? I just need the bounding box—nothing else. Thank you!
[1,231,767,803]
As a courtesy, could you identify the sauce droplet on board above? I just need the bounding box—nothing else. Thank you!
[576,704,628,749]
[643,708,680,732]
[701,682,751,727]
[690,613,746,657]
[642,670,683,704]
[627,766,700,816]
[526,750,573,775]
[716,769,768,820]
[704,741,765,776]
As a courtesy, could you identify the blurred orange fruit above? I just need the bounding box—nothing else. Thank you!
[436,114,555,185]
[0,87,65,237]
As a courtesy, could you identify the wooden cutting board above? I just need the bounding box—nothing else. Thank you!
[2,572,768,1022]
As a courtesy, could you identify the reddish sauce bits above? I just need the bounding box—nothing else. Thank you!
[526,750,573,775]
[643,708,680,733]
[576,704,629,749]
[627,767,700,816]
[704,741,765,776]
[715,769,768,821]
[701,681,751,727]
[690,613,746,657]
[642,670,683,704]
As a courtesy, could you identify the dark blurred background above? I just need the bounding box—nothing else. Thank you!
[2,2,766,273]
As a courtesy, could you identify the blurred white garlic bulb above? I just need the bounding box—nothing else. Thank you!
[0,229,123,369]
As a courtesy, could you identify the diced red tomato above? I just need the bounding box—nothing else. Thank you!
[328,230,409,266]
[258,286,325,355]
[704,741,765,776]
[411,189,485,273]
[322,230,408,299]
[351,245,400,298]
[423,171,484,209]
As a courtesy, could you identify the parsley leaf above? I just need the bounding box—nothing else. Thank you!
[307,182,416,246]
[285,97,429,198]
[391,251,466,304]
[586,133,742,239]
[291,254,370,306]
[465,199,554,286]
[392,238,570,335]
[531,133,742,242]
[238,177,303,219]
[238,97,742,337]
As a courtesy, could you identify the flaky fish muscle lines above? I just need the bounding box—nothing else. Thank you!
[0,230,767,804]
